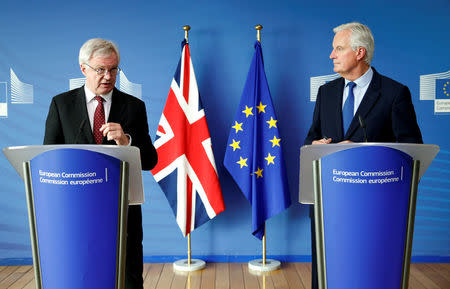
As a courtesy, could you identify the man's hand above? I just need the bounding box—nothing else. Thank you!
[312,138,332,145]
[100,122,130,146]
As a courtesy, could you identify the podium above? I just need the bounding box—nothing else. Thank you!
[3,145,144,289]
[299,143,439,289]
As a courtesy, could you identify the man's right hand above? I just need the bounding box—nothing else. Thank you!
[312,138,332,145]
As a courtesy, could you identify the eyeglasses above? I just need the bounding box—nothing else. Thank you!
[84,63,121,76]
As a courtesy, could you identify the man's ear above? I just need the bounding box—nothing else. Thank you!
[356,47,367,62]
[80,64,87,77]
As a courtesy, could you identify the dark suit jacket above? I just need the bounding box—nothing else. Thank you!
[43,86,156,288]
[305,69,423,289]
[44,86,157,170]
[304,68,423,145]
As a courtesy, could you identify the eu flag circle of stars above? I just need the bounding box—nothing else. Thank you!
[228,101,282,179]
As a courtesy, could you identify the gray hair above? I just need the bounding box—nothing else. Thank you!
[78,38,120,65]
[333,22,374,65]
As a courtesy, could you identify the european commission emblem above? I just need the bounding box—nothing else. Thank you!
[309,73,339,102]
[420,70,450,114]
[10,68,34,104]
[0,68,34,118]
[0,81,7,118]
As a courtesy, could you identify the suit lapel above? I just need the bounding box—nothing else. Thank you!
[74,87,96,144]
[345,69,381,139]
[103,88,127,144]
[329,78,345,140]
[108,88,127,123]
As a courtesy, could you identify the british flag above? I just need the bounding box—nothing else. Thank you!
[151,40,225,236]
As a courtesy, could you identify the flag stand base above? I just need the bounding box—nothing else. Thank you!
[173,259,206,272]
[248,259,281,272]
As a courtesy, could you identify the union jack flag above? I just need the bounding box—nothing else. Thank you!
[151,40,225,236]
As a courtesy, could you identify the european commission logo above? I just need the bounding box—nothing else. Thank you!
[69,71,142,99]
[309,73,340,102]
[420,70,450,114]
[0,68,34,118]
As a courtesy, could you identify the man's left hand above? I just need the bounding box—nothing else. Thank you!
[100,122,130,145]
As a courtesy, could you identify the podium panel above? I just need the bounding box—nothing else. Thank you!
[4,144,144,204]
[25,148,127,289]
[299,143,439,204]
[315,146,416,289]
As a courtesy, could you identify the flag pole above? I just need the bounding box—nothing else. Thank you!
[172,24,206,273]
[258,23,267,267]
[188,233,191,265]
[183,25,190,42]
[263,224,266,265]
[248,24,281,274]
[174,231,205,272]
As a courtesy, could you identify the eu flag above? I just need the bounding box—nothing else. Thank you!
[436,79,450,99]
[224,41,291,240]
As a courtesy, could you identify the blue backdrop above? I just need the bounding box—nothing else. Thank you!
[0,0,449,264]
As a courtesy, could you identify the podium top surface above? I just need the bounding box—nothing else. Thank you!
[3,145,145,205]
[298,143,440,204]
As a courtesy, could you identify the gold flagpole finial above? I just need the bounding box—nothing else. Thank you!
[255,24,263,43]
[183,25,191,42]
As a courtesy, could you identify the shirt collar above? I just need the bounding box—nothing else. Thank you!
[344,66,373,88]
[84,85,113,103]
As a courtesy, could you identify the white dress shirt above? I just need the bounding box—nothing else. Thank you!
[84,86,132,145]
[342,67,374,115]
[84,86,113,131]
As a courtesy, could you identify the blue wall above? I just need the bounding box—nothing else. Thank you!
[0,0,449,264]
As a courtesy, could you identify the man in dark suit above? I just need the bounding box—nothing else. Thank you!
[304,22,422,289]
[44,38,157,289]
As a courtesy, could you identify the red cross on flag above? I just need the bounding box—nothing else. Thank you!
[151,40,225,236]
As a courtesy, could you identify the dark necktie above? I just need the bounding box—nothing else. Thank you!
[93,96,105,144]
[342,82,356,134]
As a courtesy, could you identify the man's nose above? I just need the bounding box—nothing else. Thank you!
[103,71,112,79]
[330,49,336,59]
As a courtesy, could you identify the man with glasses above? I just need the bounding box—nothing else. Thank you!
[44,38,157,289]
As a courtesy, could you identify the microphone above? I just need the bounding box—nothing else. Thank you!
[358,115,368,142]
[74,119,87,144]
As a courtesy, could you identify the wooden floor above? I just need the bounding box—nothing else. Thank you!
[1,263,449,289]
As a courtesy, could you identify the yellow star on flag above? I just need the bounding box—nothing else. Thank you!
[232,121,243,133]
[254,167,263,178]
[229,139,241,151]
[237,156,248,168]
[256,101,267,114]
[269,136,281,147]
[266,117,277,128]
[265,153,276,165]
[242,105,254,118]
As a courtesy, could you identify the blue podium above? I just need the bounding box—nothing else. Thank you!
[3,145,144,289]
[299,143,439,289]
